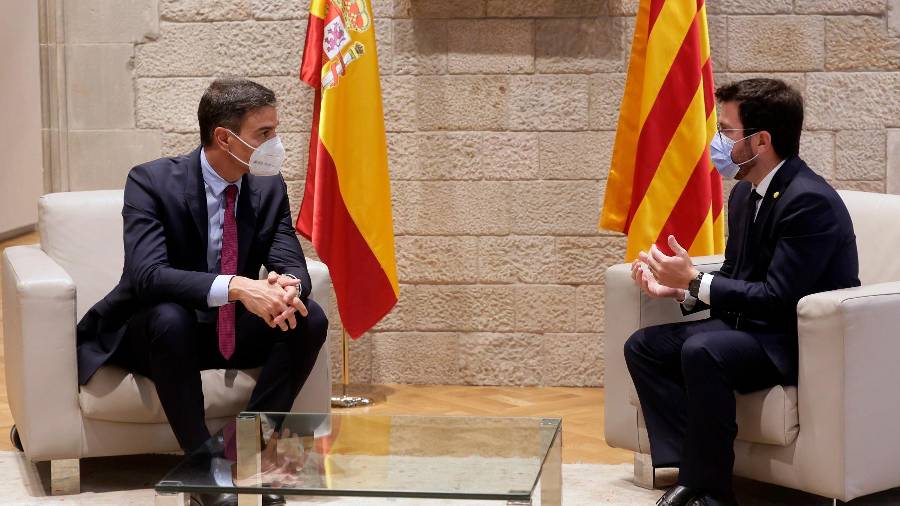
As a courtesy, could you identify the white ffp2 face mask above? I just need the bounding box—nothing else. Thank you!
[226,130,285,177]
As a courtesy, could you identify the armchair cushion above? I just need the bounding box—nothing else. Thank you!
[733,385,799,446]
[79,365,261,424]
[628,385,798,447]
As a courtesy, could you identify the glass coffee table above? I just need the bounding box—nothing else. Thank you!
[154,412,562,505]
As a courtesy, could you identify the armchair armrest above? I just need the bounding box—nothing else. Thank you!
[603,254,725,450]
[1,245,83,460]
[305,259,330,309]
[292,259,332,414]
[795,282,900,498]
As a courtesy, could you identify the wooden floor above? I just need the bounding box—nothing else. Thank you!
[0,231,632,465]
[334,384,632,464]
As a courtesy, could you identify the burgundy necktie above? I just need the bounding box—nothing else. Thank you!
[217,184,238,360]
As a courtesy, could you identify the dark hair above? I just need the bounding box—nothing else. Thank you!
[197,78,277,146]
[714,78,804,159]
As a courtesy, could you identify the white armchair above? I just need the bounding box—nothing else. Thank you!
[1,190,332,494]
[604,190,900,503]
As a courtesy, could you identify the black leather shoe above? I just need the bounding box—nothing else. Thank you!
[687,493,739,506]
[190,493,285,506]
[262,494,286,505]
[189,493,236,506]
[657,485,700,506]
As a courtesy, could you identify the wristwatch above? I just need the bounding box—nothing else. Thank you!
[688,272,704,298]
[282,273,302,298]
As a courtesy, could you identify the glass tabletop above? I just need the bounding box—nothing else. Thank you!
[155,412,562,501]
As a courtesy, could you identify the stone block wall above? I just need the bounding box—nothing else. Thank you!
[39,0,162,192]
[43,0,900,386]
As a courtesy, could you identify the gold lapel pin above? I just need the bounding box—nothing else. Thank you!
[773,191,780,199]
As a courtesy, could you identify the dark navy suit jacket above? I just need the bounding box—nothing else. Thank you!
[686,156,860,379]
[76,147,312,385]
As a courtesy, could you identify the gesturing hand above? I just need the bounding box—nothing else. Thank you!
[638,235,698,290]
[632,259,684,300]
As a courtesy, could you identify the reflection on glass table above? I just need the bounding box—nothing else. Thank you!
[155,412,562,505]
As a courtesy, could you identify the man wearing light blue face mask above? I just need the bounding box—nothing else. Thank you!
[625,79,860,506]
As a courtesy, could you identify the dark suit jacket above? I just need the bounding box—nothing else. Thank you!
[76,147,312,385]
[685,156,860,378]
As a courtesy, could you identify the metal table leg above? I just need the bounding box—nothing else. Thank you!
[540,425,563,506]
[237,494,261,506]
[237,413,263,506]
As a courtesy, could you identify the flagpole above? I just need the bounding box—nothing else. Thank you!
[342,327,350,386]
[330,326,385,408]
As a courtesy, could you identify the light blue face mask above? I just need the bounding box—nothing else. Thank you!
[710,130,760,179]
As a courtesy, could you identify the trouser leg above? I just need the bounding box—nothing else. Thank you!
[229,299,329,414]
[624,318,733,467]
[677,329,784,498]
[113,303,210,452]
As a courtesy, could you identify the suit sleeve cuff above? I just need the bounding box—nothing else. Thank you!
[698,273,713,305]
[207,275,235,307]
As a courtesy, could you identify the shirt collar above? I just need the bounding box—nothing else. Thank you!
[753,159,786,198]
[200,147,242,197]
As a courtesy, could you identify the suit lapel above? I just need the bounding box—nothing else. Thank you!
[749,157,803,249]
[236,174,258,276]
[183,147,208,254]
[732,182,754,277]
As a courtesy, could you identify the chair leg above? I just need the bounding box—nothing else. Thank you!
[155,491,189,505]
[633,452,656,489]
[50,458,80,495]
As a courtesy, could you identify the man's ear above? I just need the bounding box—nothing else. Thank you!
[213,127,231,151]
[756,130,772,153]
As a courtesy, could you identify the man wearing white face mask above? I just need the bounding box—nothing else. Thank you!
[624,79,860,506]
[76,78,326,506]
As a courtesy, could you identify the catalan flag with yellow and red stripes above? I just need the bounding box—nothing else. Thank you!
[600,0,723,261]
[296,0,399,338]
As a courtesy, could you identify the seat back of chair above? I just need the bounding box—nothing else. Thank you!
[838,190,900,286]
[38,190,125,320]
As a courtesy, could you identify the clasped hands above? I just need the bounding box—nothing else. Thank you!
[259,428,307,487]
[630,235,700,301]
[228,272,308,331]
[231,428,308,488]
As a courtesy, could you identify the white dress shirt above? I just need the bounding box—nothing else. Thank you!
[681,159,786,309]
[201,148,243,307]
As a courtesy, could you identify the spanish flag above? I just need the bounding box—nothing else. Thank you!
[600,0,724,262]
[296,0,399,338]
